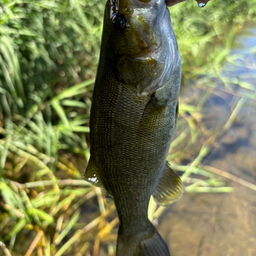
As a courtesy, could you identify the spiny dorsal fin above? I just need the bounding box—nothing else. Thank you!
[153,162,184,206]
[84,157,103,188]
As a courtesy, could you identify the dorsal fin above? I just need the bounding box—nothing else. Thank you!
[153,162,184,206]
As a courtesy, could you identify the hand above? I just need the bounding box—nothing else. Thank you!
[166,0,187,6]
[166,0,211,7]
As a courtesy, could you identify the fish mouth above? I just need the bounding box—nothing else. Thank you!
[131,5,167,59]
[148,43,162,54]
[132,43,162,59]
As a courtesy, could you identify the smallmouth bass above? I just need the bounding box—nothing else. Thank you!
[84,0,184,255]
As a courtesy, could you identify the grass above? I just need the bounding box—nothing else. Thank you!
[0,0,256,255]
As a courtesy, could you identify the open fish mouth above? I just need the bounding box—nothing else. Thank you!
[129,1,169,59]
[130,7,169,59]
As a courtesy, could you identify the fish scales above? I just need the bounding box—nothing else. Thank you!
[85,0,184,255]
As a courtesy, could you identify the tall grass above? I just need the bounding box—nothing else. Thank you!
[0,0,256,255]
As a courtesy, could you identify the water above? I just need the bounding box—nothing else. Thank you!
[159,24,256,256]
[198,3,205,7]
[195,0,211,7]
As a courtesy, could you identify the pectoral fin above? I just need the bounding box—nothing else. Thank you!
[153,163,184,206]
[84,157,103,188]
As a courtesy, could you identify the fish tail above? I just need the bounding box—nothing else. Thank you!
[116,223,170,256]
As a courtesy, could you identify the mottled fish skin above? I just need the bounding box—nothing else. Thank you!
[85,0,184,255]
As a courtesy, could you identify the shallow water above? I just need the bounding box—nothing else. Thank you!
[159,24,256,256]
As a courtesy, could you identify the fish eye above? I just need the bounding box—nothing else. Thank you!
[112,12,126,31]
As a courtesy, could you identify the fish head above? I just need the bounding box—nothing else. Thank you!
[104,0,180,95]
[107,0,165,57]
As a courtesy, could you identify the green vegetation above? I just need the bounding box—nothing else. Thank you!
[0,0,256,255]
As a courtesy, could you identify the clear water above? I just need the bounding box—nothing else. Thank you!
[159,24,256,256]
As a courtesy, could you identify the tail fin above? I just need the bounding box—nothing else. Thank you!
[140,229,170,256]
[116,223,170,256]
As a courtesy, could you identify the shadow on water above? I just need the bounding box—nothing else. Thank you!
[159,23,256,256]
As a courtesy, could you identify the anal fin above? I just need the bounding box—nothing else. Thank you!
[84,156,103,188]
[153,162,184,206]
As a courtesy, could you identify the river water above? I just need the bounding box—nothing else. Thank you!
[159,24,256,256]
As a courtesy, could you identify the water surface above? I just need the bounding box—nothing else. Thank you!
[159,23,256,256]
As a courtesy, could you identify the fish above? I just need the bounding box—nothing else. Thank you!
[84,0,184,255]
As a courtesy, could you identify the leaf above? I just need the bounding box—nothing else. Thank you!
[54,210,80,245]
[32,208,54,224]
[5,218,26,240]
[51,79,94,102]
